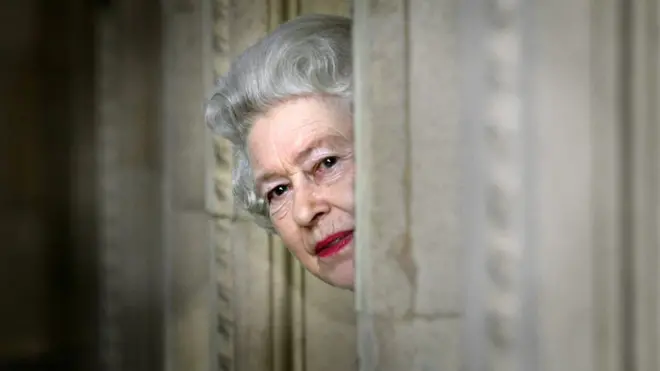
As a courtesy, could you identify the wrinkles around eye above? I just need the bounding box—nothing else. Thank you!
[268,190,289,217]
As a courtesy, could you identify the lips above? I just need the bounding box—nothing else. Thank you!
[315,230,354,258]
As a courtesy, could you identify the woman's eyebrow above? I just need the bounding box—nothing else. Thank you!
[254,134,348,191]
[254,171,279,192]
[293,134,347,164]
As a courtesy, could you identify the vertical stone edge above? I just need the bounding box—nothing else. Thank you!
[161,0,219,369]
[656,2,660,367]
[354,0,460,370]
[353,0,390,369]
[631,0,660,370]
[591,0,624,370]
[354,0,410,318]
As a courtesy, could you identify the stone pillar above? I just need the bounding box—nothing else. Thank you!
[353,1,461,370]
[160,0,217,370]
[354,1,659,371]
[629,2,660,370]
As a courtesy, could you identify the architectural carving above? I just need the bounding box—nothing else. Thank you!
[484,1,523,370]
[210,1,235,370]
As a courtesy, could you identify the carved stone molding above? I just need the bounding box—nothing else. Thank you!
[483,1,524,370]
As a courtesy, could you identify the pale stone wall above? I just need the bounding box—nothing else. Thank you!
[91,0,659,370]
[353,1,461,369]
[354,1,660,371]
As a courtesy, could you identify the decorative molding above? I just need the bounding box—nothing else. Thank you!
[483,1,524,370]
[210,0,233,217]
[211,2,235,370]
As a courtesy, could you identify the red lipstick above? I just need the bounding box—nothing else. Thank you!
[315,230,354,258]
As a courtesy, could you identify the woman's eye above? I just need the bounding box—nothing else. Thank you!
[266,184,288,202]
[319,156,338,170]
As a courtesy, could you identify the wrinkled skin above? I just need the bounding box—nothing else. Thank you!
[248,95,355,290]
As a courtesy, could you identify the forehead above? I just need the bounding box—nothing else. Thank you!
[247,96,352,169]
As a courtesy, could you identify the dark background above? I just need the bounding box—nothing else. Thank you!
[1,1,99,369]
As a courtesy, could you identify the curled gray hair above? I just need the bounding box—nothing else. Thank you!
[205,14,353,230]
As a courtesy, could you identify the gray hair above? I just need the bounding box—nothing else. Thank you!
[205,14,353,230]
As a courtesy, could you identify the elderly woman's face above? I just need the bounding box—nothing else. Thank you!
[248,96,355,289]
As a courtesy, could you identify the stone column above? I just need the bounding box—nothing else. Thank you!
[629,1,660,370]
[354,1,659,371]
[160,0,217,370]
[353,1,461,370]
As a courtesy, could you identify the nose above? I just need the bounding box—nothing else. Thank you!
[292,180,329,227]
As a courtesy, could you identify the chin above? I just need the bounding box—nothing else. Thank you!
[335,281,354,291]
[321,276,354,290]
[323,273,353,289]
[320,260,354,290]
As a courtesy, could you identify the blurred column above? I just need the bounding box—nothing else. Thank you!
[160,0,217,370]
[96,1,164,370]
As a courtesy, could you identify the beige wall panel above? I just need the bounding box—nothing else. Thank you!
[230,220,273,371]
[165,212,213,371]
[229,0,269,59]
[651,1,660,368]
[592,1,624,371]
[303,275,357,370]
[161,0,217,370]
[631,1,660,370]
[657,1,660,365]
[353,0,461,369]
[532,1,595,370]
[162,0,208,211]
